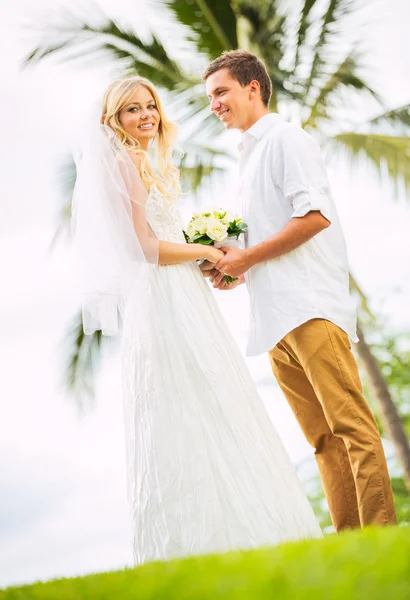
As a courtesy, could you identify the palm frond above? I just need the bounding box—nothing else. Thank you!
[330,132,410,196]
[304,54,379,128]
[25,16,191,90]
[50,155,77,249]
[237,2,296,108]
[25,40,74,64]
[349,273,376,324]
[165,0,237,58]
[293,0,319,71]
[303,0,354,98]
[63,310,106,408]
[178,144,234,193]
[185,109,226,140]
[369,103,410,134]
[168,82,224,139]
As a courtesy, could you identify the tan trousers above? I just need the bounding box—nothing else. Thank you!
[269,318,397,532]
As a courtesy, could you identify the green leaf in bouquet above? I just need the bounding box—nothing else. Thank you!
[223,275,238,285]
[193,235,213,245]
[232,223,247,232]
[227,222,248,238]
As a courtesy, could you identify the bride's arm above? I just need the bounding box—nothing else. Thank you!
[125,151,223,266]
[158,241,223,265]
[130,197,224,265]
[131,205,223,265]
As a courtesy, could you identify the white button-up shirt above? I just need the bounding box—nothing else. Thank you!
[238,113,358,356]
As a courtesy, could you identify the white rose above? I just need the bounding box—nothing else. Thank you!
[221,212,242,226]
[206,218,228,242]
[186,223,197,241]
[221,211,234,225]
[193,216,209,235]
[187,216,209,241]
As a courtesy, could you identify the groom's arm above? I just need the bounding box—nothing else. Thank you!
[217,127,332,279]
[215,211,329,278]
[248,210,330,264]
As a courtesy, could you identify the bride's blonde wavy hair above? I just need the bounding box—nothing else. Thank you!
[101,76,180,200]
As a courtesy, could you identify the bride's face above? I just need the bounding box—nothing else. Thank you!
[119,86,161,150]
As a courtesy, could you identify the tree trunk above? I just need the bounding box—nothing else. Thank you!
[356,323,410,493]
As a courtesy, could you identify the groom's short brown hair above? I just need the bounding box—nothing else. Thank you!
[203,50,272,107]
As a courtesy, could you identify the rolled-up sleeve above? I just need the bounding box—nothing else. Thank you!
[273,125,332,222]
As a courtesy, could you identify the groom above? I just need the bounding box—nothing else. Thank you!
[202,50,397,531]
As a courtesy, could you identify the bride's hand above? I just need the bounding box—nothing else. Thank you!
[199,260,215,277]
[205,246,225,264]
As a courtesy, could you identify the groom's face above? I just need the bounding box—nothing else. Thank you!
[206,68,253,132]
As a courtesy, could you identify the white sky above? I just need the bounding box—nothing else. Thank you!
[1,0,410,588]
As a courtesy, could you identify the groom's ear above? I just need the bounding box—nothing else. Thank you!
[249,80,261,100]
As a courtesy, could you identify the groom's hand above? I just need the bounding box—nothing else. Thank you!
[215,247,251,278]
[210,270,245,290]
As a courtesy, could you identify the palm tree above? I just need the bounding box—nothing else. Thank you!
[356,324,410,492]
[25,0,410,486]
[350,274,410,491]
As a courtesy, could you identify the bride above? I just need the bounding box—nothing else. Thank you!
[72,76,322,565]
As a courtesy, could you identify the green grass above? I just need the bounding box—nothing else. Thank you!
[2,527,410,600]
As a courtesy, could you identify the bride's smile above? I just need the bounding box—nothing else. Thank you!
[118,86,160,150]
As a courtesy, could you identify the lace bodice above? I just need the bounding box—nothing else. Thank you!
[146,186,186,243]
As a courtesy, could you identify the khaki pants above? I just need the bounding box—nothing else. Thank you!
[269,318,397,531]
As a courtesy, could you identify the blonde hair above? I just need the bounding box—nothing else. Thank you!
[101,76,180,199]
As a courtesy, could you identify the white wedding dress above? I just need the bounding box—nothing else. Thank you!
[121,186,322,565]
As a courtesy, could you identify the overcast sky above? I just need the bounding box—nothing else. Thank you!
[1,0,410,588]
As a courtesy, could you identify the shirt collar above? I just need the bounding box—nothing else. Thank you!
[238,113,283,151]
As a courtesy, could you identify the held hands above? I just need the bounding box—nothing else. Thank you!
[200,246,250,290]
[198,247,224,281]
[199,260,216,276]
[209,270,245,290]
[215,247,251,279]
[204,245,225,264]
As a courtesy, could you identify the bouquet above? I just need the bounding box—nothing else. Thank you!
[184,209,248,284]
